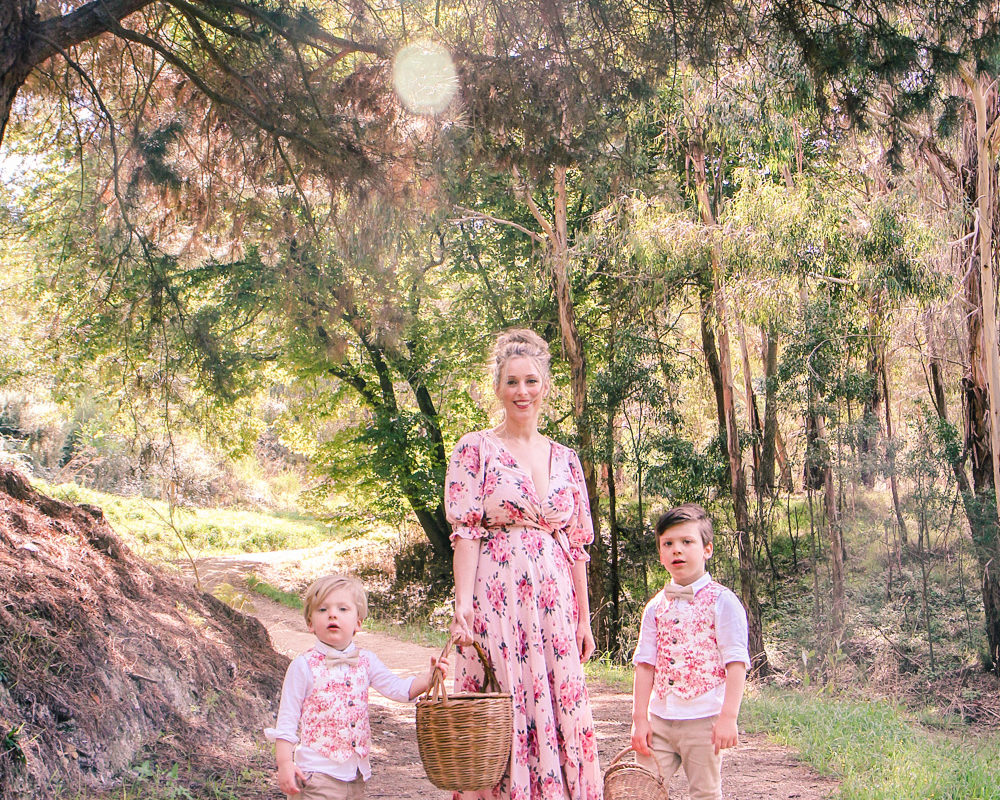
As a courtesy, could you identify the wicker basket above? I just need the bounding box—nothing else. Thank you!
[603,745,669,800]
[415,638,513,792]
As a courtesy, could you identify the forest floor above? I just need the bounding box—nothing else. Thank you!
[177,548,840,800]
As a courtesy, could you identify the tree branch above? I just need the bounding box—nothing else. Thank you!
[31,0,154,68]
[451,206,544,243]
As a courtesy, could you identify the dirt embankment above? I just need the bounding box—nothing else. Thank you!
[0,466,287,799]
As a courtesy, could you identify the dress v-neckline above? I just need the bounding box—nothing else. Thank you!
[488,429,554,502]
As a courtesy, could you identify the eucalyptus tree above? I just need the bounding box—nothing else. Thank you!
[751,0,1000,672]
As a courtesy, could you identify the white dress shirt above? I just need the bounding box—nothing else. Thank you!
[264,640,416,780]
[632,573,750,720]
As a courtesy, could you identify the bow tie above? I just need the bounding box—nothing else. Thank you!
[324,651,359,669]
[664,582,696,601]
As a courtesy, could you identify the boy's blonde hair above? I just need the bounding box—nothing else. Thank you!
[302,574,368,624]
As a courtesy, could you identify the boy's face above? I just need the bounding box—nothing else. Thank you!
[658,520,712,586]
[308,587,362,650]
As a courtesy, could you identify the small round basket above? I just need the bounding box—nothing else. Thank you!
[603,745,669,800]
[415,638,512,792]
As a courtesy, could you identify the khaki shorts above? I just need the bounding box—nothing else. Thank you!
[289,771,365,800]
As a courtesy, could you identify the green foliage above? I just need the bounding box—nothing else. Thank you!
[245,574,303,610]
[0,722,26,767]
[743,688,1000,799]
[36,480,330,561]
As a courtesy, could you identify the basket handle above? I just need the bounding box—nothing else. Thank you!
[423,636,502,702]
[609,745,666,781]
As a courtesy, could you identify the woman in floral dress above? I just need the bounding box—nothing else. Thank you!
[446,329,603,800]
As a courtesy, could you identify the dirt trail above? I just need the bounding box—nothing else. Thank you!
[176,550,838,799]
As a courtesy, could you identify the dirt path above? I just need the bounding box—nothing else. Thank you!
[176,550,839,799]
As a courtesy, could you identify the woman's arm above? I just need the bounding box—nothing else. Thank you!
[571,557,595,661]
[450,537,481,645]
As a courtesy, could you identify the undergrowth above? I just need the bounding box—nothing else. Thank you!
[34,480,330,560]
[742,687,1000,799]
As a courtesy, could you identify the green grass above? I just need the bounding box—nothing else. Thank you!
[35,479,331,561]
[584,653,634,690]
[363,617,450,650]
[742,687,1000,799]
[245,573,303,609]
[243,574,451,649]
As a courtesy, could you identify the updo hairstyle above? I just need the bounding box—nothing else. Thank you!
[491,328,552,389]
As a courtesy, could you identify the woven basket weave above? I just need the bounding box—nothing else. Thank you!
[603,745,669,800]
[415,638,512,792]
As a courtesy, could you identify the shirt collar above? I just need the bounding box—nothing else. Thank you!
[314,640,357,656]
[664,572,712,595]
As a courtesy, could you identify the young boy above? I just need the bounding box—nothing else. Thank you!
[265,574,443,799]
[631,503,750,800]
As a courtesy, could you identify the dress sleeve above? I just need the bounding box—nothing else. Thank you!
[445,432,489,542]
[566,448,594,562]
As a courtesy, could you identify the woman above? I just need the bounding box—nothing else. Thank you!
[445,329,602,800]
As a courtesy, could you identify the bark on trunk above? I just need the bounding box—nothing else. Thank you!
[700,283,729,470]
[691,134,768,673]
[760,326,792,492]
[879,344,908,543]
[737,319,763,490]
[959,66,1000,672]
[859,340,884,489]
[1,0,38,143]
[546,164,606,644]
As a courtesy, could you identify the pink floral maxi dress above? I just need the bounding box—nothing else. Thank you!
[445,430,603,800]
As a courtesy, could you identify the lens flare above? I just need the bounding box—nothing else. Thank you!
[392,41,458,115]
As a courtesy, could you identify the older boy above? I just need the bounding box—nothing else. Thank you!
[631,503,750,800]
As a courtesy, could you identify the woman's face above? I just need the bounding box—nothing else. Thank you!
[496,356,549,426]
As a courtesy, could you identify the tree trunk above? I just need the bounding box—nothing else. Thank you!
[548,163,606,645]
[760,326,791,492]
[879,342,908,543]
[606,445,620,654]
[737,319,763,491]
[859,338,884,489]
[797,281,845,646]
[959,66,1000,672]
[700,283,729,470]
[818,410,846,644]
[1,0,38,143]
[690,134,768,673]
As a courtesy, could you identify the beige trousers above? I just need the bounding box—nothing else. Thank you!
[289,771,365,800]
[636,714,723,800]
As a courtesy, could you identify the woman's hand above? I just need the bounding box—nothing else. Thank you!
[450,603,474,646]
[576,619,596,662]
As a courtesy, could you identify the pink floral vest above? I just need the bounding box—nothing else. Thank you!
[299,649,372,762]
[653,582,726,701]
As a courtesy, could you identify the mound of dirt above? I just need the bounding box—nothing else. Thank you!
[0,466,287,799]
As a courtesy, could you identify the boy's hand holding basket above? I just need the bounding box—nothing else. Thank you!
[415,637,513,792]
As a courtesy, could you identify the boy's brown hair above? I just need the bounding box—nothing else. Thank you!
[655,502,714,547]
[302,574,368,625]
